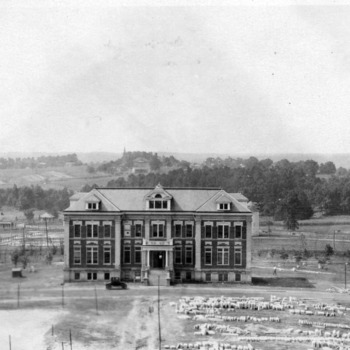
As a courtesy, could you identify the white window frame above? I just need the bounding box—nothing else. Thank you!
[217,247,229,265]
[103,246,111,265]
[217,223,230,239]
[86,222,99,238]
[104,224,112,238]
[86,246,98,265]
[175,246,182,264]
[152,223,164,238]
[73,224,81,238]
[204,247,212,265]
[185,246,193,264]
[86,202,99,210]
[205,225,212,239]
[73,246,81,265]
[234,246,242,265]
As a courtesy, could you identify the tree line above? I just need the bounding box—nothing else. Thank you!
[104,157,350,222]
[0,153,81,169]
[0,185,72,216]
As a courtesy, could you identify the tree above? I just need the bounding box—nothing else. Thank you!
[319,161,336,175]
[18,254,30,269]
[11,249,22,267]
[325,244,334,257]
[24,209,35,222]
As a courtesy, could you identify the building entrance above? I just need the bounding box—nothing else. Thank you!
[151,251,165,268]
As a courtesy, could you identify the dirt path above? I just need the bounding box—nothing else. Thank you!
[118,297,159,350]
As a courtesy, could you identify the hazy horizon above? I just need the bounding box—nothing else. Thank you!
[1,1,350,155]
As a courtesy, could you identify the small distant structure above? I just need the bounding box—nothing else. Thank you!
[132,157,150,174]
[39,212,55,223]
[0,218,16,230]
[12,268,22,278]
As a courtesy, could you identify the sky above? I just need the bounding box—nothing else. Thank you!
[1,0,350,155]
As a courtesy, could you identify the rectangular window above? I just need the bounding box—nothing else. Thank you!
[104,225,111,238]
[185,246,193,264]
[74,272,80,280]
[235,273,241,282]
[174,224,182,238]
[175,271,181,280]
[205,247,212,265]
[186,225,193,238]
[234,247,242,265]
[218,273,228,282]
[218,224,229,239]
[135,246,141,264]
[86,246,98,264]
[87,272,97,280]
[87,202,98,210]
[219,203,230,210]
[205,225,212,239]
[175,246,182,264]
[135,224,142,237]
[103,246,111,264]
[152,224,164,238]
[124,246,131,264]
[205,273,211,282]
[185,271,192,280]
[74,225,81,238]
[87,223,99,238]
[149,200,168,209]
[235,225,242,239]
[73,246,81,265]
[217,247,229,265]
[104,272,110,281]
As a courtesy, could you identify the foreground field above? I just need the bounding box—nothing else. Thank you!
[1,257,350,350]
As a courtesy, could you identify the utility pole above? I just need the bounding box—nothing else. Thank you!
[45,218,49,248]
[158,276,161,350]
[22,224,26,251]
[345,263,348,290]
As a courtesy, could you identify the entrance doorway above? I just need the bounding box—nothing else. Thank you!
[151,251,165,268]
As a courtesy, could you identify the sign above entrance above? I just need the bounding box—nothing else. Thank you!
[143,239,173,246]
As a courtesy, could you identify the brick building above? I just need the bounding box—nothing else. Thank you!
[63,185,254,285]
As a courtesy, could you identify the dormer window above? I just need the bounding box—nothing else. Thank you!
[145,184,172,210]
[218,203,230,210]
[87,202,99,210]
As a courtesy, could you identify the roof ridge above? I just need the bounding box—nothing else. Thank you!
[97,187,222,190]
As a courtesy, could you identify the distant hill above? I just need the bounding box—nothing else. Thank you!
[0,152,349,168]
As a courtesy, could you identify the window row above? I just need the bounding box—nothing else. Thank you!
[74,272,111,281]
[204,246,242,266]
[73,246,112,265]
[204,225,244,239]
[204,272,241,282]
[73,222,245,239]
[73,224,112,239]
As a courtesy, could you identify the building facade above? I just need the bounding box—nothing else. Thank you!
[63,185,253,285]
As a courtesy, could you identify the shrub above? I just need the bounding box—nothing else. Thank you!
[325,244,334,257]
[45,252,53,265]
[280,249,289,260]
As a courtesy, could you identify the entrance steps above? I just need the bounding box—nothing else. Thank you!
[148,269,169,286]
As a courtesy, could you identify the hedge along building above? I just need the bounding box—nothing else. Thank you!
[63,184,254,285]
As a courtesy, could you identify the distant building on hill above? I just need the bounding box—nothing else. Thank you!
[131,157,150,174]
[63,184,255,286]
